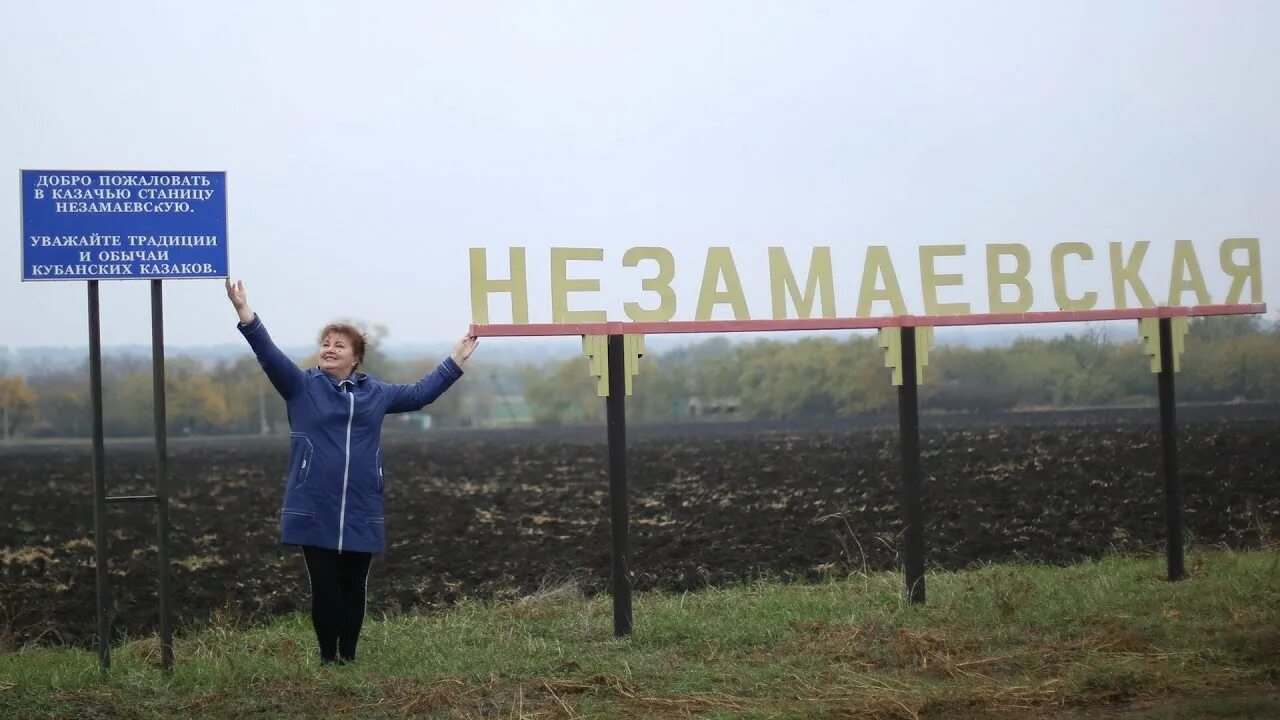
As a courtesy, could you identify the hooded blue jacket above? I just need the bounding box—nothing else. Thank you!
[238,314,463,553]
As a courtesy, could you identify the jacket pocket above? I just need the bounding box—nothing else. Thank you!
[289,433,314,489]
[375,448,384,494]
[280,507,318,542]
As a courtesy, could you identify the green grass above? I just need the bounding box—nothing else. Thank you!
[2,548,1278,719]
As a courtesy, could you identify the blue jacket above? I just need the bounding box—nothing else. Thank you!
[237,314,464,553]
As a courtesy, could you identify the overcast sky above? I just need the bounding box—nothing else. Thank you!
[3,1,1277,352]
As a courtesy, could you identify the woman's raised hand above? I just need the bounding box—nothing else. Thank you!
[451,333,479,367]
[225,278,255,324]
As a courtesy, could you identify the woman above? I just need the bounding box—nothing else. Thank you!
[225,278,477,664]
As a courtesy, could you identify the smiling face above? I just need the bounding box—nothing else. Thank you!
[317,329,362,379]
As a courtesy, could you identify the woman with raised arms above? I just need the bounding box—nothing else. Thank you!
[225,278,477,665]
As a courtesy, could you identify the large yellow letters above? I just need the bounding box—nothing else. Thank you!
[1167,240,1210,306]
[469,247,529,324]
[769,247,835,319]
[622,247,677,322]
[550,247,607,323]
[1220,238,1262,303]
[1050,243,1097,311]
[467,239,1262,325]
[1110,241,1155,309]
[986,243,1033,313]
[855,246,907,316]
[920,245,971,315]
[695,247,750,320]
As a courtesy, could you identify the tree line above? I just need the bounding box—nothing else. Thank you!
[2,316,1277,439]
[521,315,1280,425]
[0,322,504,439]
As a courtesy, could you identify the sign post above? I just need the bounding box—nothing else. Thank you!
[605,334,633,636]
[20,169,228,671]
[1157,317,1185,581]
[897,325,926,604]
[151,279,174,668]
[86,281,109,669]
[471,302,1265,625]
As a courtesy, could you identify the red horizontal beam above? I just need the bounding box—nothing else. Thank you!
[469,303,1268,337]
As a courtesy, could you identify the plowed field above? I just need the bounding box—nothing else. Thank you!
[2,406,1277,648]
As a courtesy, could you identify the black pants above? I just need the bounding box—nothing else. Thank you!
[301,546,373,663]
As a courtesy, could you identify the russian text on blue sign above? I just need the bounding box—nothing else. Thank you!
[21,170,228,281]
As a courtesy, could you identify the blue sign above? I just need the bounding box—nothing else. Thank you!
[20,170,228,281]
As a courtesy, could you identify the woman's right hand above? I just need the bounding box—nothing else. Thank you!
[225,278,255,324]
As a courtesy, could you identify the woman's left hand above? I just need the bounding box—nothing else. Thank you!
[451,334,479,366]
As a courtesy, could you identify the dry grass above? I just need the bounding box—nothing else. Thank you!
[3,548,1278,719]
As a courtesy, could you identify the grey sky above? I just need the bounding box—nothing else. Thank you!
[3,1,1277,352]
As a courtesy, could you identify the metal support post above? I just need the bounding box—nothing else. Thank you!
[88,281,111,670]
[151,280,174,669]
[605,334,633,635]
[898,326,926,604]
[1158,317,1185,581]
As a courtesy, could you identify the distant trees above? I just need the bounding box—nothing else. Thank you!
[211,355,282,435]
[0,375,37,440]
[516,317,1280,424]
[25,370,85,437]
[1180,316,1280,402]
[5,316,1278,437]
[522,357,603,425]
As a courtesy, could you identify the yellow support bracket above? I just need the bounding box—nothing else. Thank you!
[582,334,646,396]
[878,326,933,386]
[1138,317,1189,373]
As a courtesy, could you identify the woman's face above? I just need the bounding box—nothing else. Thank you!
[318,332,358,377]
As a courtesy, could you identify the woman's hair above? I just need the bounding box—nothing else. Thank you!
[318,323,367,371]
